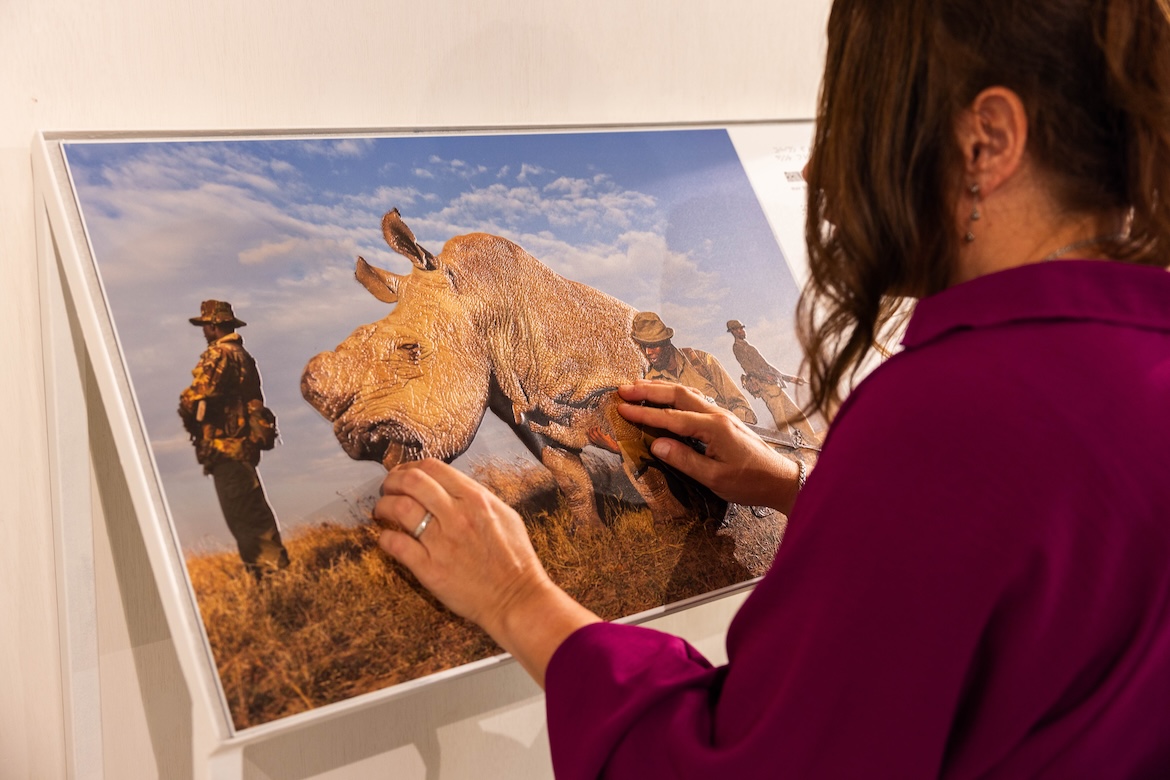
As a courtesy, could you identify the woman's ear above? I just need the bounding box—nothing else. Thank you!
[954,86,1029,195]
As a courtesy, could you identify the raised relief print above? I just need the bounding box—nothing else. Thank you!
[65,129,818,729]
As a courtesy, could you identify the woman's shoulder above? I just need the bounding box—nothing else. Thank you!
[827,327,1033,453]
[810,308,1168,538]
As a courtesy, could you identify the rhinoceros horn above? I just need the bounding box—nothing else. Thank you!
[355,256,403,304]
[382,208,437,271]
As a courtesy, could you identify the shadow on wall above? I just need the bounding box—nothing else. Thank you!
[241,665,548,780]
[89,352,194,779]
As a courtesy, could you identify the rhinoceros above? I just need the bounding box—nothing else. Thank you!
[301,210,704,530]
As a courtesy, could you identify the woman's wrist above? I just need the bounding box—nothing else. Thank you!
[768,454,807,516]
[487,574,601,688]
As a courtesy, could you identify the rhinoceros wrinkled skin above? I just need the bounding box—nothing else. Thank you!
[301,209,703,530]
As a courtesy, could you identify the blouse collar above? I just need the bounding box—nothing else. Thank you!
[902,260,1170,350]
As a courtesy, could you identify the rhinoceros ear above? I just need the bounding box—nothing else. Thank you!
[382,209,438,271]
[355,256,402,304]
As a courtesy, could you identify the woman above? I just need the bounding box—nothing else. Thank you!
[374,0,1170,775]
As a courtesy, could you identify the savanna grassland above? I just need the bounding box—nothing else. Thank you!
[186,454,785,729]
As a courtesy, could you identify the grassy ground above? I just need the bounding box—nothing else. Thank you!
[186,454,785,729]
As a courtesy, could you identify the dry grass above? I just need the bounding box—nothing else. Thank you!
[186,455,784,729]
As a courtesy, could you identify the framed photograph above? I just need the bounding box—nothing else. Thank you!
[40,121,816,737]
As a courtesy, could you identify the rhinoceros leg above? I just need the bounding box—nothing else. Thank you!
[623,460,693,525]
[585,396,693,524]
[540,446,604,531]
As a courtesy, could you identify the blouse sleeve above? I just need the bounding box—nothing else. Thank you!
[543,343,1102,779]
[545,623,722,780]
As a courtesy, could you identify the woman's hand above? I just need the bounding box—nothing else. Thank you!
[617,380,804,516]
[373,460,599,687]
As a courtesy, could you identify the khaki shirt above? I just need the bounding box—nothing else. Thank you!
[645,346,757,424]
[732,337,800,387]
[179,333,266,470]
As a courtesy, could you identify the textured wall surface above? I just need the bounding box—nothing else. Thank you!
[0,1,829,776]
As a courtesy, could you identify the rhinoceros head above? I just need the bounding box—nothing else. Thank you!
[301,210,492,469]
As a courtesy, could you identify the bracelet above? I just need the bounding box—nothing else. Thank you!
[796,459,808,491]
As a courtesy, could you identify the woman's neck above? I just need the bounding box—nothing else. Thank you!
[952,165,1124,285]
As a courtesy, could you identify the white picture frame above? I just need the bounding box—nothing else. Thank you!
[33,120,815,778]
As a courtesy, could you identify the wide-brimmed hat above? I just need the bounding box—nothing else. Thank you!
[189,300,247,328]
[631,312,674,345]
[726,319,745,332]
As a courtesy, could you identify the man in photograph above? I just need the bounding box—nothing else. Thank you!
[726,319,819,445]
[179,300,290,579]
[631,312,757,424]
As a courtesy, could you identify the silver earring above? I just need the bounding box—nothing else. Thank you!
[965,183,980,243]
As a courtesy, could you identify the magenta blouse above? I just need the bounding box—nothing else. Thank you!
[545,260,1170,778]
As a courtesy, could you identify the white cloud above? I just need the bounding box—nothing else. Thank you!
[419,154,493,180]
[517,163,548,182]
[340,185,420,211]
[238,237,300,265]
[544,176,590,198]
[238,235,364,267]
[86,143,287,198]
[331,139,375,158]
[295,138,376,158]
[426,175,658,238]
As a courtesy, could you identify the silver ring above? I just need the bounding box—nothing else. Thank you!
[412,511,434,540]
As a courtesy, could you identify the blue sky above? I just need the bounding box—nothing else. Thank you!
[65,129,803,551]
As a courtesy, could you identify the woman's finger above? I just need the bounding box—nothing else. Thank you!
[378,527,431,567]
[381,461,456,507]
[620,381,719,413]
[617,401,720,442]
[389,458,502,510]
[371,492,424,531]
[375,466,457,541]
[372,496,446,546]
[406,458,495,499]
[647,434,718,485]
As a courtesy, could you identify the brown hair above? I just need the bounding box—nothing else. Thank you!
[798,0,1170,418]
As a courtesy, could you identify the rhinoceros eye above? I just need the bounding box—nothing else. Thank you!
[399,342,421,363]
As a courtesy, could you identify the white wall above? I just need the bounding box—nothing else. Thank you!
[0,1,830,777]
